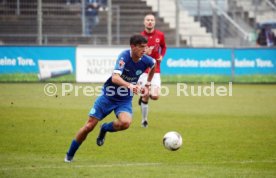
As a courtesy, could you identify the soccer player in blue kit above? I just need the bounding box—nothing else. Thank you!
[64,34,156,162]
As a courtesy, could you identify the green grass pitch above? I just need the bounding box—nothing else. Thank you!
[0,83,276,177]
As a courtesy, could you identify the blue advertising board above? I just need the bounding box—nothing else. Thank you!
[0,46,75,74]
[161,48,276,75]
[234,48,276,75]
[161,48,232,75]
[0,47,275,78]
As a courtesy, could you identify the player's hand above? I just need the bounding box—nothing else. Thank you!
[140,83,151,97]
[157,56,163,61]
[128,84,141,95]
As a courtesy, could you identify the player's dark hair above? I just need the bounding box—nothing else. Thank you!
[144,12,156,17]
[130,34,148,46]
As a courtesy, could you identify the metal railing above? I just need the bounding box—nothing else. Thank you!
[0,0,273,47]
[178,0,253,47]
[210,0,252,46]
[0,0,118,45]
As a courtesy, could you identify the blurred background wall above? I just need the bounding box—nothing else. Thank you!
[0,0,275,47]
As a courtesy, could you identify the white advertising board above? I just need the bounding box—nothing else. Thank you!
[38,60,73,80]
[76,47,125,83]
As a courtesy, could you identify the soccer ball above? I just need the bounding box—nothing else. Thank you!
[163,131,182,151]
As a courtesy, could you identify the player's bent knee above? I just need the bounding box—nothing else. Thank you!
[120,121,131,130]
[124,121,131,129]
[150,95,159,100]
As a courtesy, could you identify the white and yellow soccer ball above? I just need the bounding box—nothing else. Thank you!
[163,131,182,151]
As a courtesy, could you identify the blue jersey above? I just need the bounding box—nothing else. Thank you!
[102,49,155,101]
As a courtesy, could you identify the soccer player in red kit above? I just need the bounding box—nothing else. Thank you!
[138,13,167,128]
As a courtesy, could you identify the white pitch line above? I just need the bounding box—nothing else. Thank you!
[172,160,276,165]
[222,160,276,164]
[1,160,275,171]
[0,162,162,171]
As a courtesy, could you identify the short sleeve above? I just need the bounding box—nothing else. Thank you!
[113,52,127,75]
[148,56,156,69]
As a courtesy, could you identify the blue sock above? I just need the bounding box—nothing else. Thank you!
[102,122,116,132]
[67,139,81,157]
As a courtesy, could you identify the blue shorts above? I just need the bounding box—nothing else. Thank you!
[88,95,132,120]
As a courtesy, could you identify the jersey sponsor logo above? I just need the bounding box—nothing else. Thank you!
[119,59,125,69]
[136,70,142,75]
[121,74,138,82]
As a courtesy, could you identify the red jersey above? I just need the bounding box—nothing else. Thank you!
[141,29,166,73]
